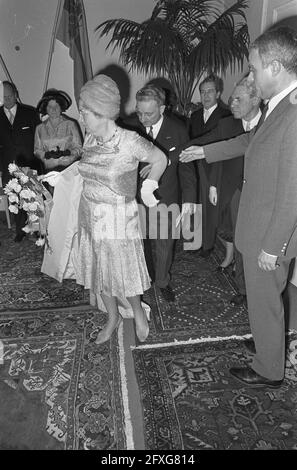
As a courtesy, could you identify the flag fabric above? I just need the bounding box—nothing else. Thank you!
[0,81,3,106]
[56,0,93,106]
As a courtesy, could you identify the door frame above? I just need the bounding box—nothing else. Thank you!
[261,0,297,32]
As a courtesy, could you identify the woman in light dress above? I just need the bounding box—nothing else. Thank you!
[35,89,82,172]
[41,75,167,344]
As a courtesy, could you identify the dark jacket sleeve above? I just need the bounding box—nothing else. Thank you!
[177,124,197,203]
[208,123,224,188]
[205,133,250,163]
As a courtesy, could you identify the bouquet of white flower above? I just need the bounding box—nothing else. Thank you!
[4,163,53,248]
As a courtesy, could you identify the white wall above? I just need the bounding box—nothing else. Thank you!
[220,0,265,103]
[0,0,155,118]
[0,0,266,116]
[50,0,156,116]
[0,0,58,106]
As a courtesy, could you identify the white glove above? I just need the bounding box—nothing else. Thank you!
[209,186,217,206]
[39,171,61,187]
[140,179,159,207]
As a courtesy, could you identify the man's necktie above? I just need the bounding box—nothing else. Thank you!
[148,125,154,139]
[254,102,269,134]
[7,109,14,125]
[203,110,209,123]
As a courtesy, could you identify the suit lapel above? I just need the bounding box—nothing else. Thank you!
[12,104,23,128]
[196,109,204,133]
[204,107,219,129]
[252,88,297,140]
[138,121,149,139]
[155,116,169,144]
[238,121,245,134]
[0,106,12,127]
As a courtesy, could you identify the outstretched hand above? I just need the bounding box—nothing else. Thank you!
[179,146,205,163]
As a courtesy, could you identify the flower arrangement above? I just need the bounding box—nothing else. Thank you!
[4,163,53,248]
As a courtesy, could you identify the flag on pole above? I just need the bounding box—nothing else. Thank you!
[0,81,3,106]
[56,0,93,106]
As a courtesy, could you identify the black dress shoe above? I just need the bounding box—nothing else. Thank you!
[14,233,26,243]
[230,293,247,306]
[198,248,213,259]
[229,366,283,388]
[160,285,175,302]
[244,339,256,354]
[216,260,235,273]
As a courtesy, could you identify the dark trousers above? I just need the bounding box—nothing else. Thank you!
[283,258,297,330]
[142,204,179,288]
[230,189,246,295]
[243,254,291,380]
[198,161,219,250]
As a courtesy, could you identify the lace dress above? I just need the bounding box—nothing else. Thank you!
[75,128,153,298]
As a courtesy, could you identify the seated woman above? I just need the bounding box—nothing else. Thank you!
[41,75,167,344]
[34,89,82,172]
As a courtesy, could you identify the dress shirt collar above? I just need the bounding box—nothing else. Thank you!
[146,115,163,139]
[4,104,17,119]
[266,80,297,119]
[242,109,262,131]
[203,103,218,122]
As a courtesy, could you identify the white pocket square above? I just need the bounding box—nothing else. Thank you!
[22,126,30,129]
[169,146,176,152]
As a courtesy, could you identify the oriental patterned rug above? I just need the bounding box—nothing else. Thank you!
[0,308,126,450]
[0,219,88,311]
[133,336,297,450]
[142,242,250,344]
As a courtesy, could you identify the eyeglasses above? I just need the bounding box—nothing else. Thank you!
[79,107,103,120]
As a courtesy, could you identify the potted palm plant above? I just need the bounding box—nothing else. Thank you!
[95,0,250,115]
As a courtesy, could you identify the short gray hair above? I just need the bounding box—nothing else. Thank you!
[136,84,166,106]
[234,77,260,100]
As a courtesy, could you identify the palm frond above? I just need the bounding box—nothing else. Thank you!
[95,0,250,113]
[189,1,250,76]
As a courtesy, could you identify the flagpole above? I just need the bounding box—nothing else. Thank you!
[0,53,14,82]
[43,0,63,93]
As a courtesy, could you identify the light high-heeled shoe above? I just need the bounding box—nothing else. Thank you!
[135,307,150,342]
[95,317,122,345]
[141,301,151,321]
[136,323,149,342]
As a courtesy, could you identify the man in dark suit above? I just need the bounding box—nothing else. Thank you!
[194,77,262,307]
[180,27,297,387]
[126,84,196,302]
[189,74,231,257]
[0,81,41,241]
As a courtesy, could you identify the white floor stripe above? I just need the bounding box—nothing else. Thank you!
[132,333,253,350]
[117,321,134,450]
[132,330,297,350]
